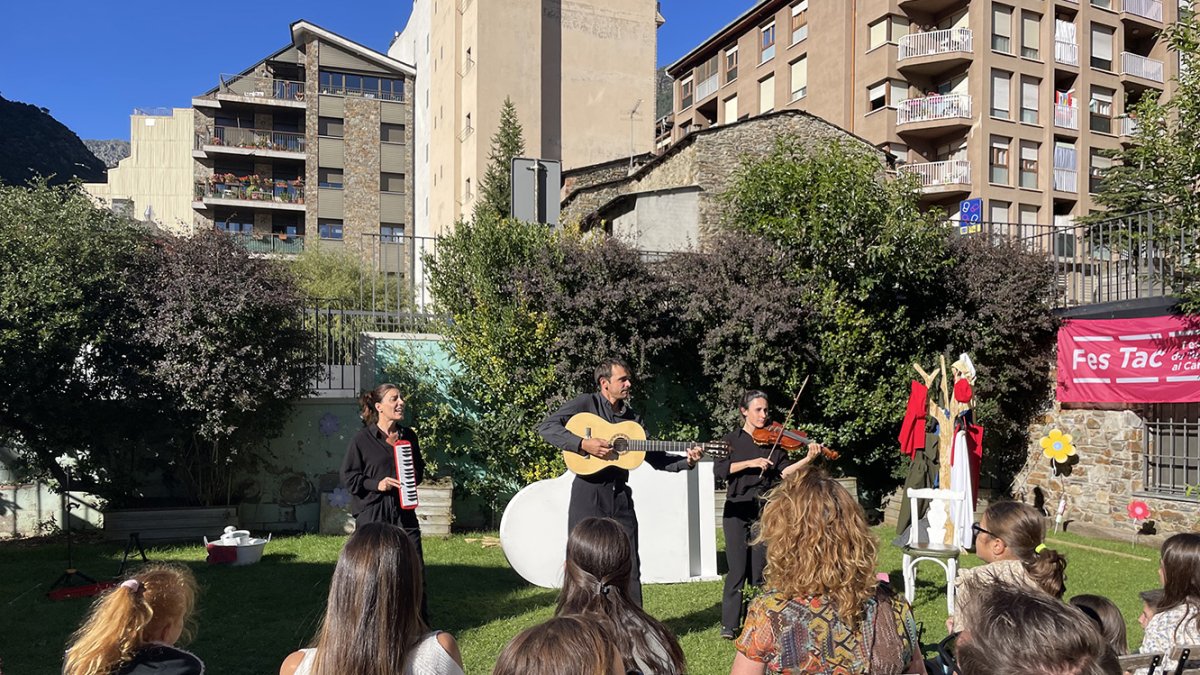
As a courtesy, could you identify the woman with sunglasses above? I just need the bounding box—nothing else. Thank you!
[950,501,1068,631]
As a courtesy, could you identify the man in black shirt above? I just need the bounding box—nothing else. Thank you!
[537,357,702,606]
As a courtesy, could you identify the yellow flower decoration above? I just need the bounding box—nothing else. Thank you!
[1040,429,1076,464]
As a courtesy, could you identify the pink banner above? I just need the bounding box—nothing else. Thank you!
[1057,316,1200,403]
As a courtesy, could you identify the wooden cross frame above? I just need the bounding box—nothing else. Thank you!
[914,355,973,545]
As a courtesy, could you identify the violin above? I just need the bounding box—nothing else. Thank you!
[750,423,839,460]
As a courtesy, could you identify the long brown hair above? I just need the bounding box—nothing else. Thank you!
[556,517,686,674]
[359,383,400,426]
[1157,532,1200,638]
[493,615,623,675]
[754,467,877,627]
[984,501,1068,598]
[309,522,427,675]
[1070,594,1129,655]
[63,564,198,675]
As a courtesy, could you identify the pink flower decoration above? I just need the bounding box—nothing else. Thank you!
[1127,501,1150,521]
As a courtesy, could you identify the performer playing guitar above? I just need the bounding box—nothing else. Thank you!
[537,357,703,607]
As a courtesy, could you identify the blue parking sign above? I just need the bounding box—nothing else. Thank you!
[959,198,983,234]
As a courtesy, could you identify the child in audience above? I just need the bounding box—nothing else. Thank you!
[1070,594,1129,655]
[1137,533,1200,674]
[63,564,203,675]
[493,615,624,675]
[280,522,464,675]
[1138,588,1164,629]
[555,517,686,675]
[950,501,1068,631]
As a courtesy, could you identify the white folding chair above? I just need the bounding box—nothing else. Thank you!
[901,487,965,615]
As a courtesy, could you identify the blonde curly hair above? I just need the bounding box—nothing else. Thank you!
[754,466,878,628]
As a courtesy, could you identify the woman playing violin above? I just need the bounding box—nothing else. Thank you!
[715,390,825,640]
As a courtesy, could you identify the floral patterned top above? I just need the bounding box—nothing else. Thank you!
[1137,602,1200,675]
[735,587,921,674]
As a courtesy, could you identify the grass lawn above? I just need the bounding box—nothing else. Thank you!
[0,526,1162,674]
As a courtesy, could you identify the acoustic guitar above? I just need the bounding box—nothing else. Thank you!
[561,412,729,476]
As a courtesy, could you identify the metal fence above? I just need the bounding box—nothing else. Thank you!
[1143,403,1200,497]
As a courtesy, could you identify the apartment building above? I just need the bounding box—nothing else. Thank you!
[666,0,1183,223]
[391,0,662,236]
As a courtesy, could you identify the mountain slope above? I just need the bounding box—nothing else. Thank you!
[0,95,107,186]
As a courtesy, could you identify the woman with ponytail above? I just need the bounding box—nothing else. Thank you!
[555,517,686,675]
[950,500,1068,631]
[63,564,202,675]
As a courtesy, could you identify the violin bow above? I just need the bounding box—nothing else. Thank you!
[766,375,808,467]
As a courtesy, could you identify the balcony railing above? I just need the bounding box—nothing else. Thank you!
[199,126,306,153]
[217,73,305,102]
[900,159,971,188]
[196,177,306,205]
[1122,0,1164,21]
[1118,115,1140,136]
[1055,40,1080,66]
[896,93,972,125]
[897,28,973,61]
[225,232,306,255]
[696,74,719,101]
[1054,104,1080,130]
[317,82,404,102]
[1053,167,1078,192]
[1121,52,1165,83]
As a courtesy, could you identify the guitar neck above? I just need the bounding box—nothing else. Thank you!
[623,440,697,455]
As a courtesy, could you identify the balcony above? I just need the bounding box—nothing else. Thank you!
[1121,52,1165,85]
[1055,40,1080,67]
[1121,0,1164,24]
[897,28,973,76]
[896,94,972,138]
[1054,104,1080,131]
[695,74,719,102]
[1118,115,1140,141]
[1053,167,1078,192]
[224,232,306,256]
[900,160,971,195]
[195,126,306,160]
[194,176,306,212]
[195,73,306,109]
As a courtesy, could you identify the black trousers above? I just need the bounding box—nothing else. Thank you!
[354,510,430,624]
[722,499,766,632]
[567,477,643,606]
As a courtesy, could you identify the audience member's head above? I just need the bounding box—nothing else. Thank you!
[308,522,427,675]
[64,564,198,675]
[1138,588,1164,629]
[1069,594,1129,655]
[976,501,1068,598]
[557,517,685,674]
[1157,532,1200,635]
[493,615,624,675]
[756,466,877,627]
[957,581,1121,675]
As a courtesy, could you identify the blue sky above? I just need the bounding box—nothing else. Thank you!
[0,1,743,141]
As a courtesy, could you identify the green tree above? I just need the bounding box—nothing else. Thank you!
[476,97,526,221]
[291,243,410,312]
[1086,10,1200,311]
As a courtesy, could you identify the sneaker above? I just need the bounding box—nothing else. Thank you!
[720,628,738,640]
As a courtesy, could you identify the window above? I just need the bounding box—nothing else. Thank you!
[1089,149,1112,192]
[759,75,775,114]
[866,79,906,112]
[696,55,719,98]
[381,172,405,193]
[993,5,1014,53]
[1143,404,1200,497]
[723,95,738,124]
[991,70,1012,119]
[1091,24,1114,70]
[868,82,887,111]
[680,77,694,109]
[318,168,344,189]
[1089,87,1114,132]
[990,136,1011,184]
[318,219,344,240]
[319,70,406,101]
[318,117,344,137]
[790,56,808,101]
[381,123,406,143]
[1092,0,1112,10]
[791,1,809,44]
[886,142,908,164]
[1019,140,1040,188]
[868,16,907,50]
[761,22,776,62]
[1018,204,1039,237]
[216,217,252,234]
[1021,77,1040,124]
[1021,13,1041,59]
[990,200,1011,224]
[725,47,739,83]
[380,223,404,243]
[890,80,908,107]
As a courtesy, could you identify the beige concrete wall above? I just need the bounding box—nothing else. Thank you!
[84,108,196,235]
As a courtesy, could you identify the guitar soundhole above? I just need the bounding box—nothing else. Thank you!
[610,437,627,457]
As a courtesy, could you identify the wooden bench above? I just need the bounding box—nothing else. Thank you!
[104,506,238,543]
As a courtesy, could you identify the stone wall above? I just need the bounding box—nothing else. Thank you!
[303,38,321,242]
[342,96,381,250]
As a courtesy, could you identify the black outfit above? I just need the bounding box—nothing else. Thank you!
[537,392,693,607]
[115,644,204,675]
[341,422,429,622]
[713,428,795,634]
